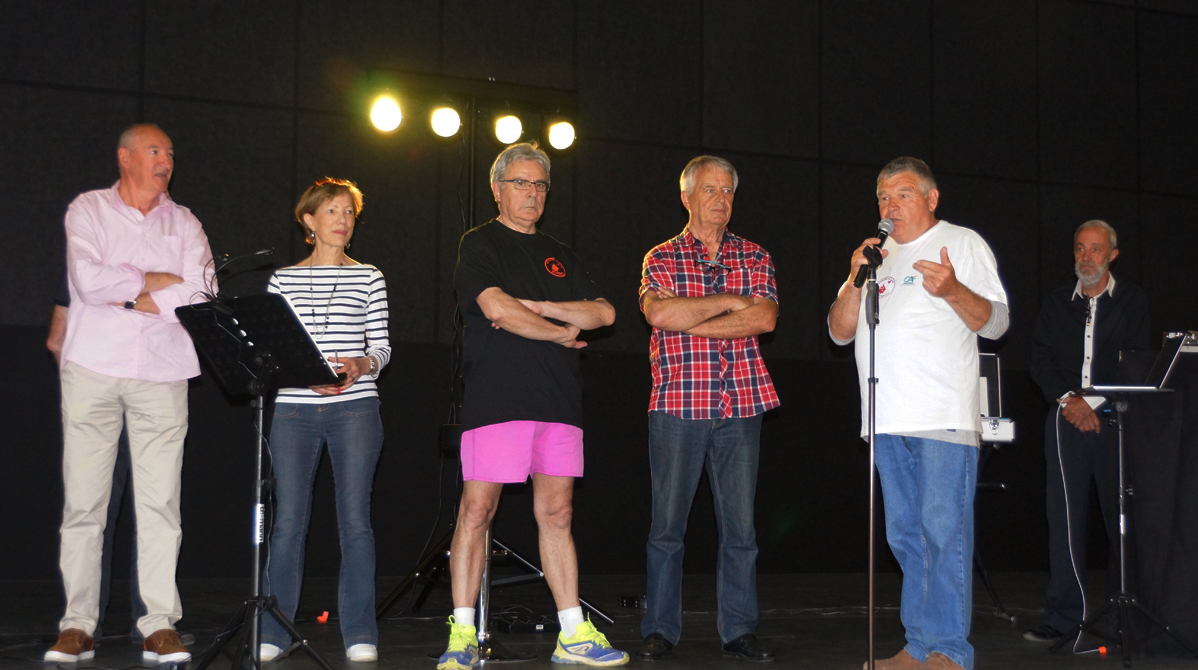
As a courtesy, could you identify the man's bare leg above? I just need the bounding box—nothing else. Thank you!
[532,473,579,610]
[449,480,504,608]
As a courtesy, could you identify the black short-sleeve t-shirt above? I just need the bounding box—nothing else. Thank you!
[455,219,604,431]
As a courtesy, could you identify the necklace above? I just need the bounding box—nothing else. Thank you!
[309,262,343,339]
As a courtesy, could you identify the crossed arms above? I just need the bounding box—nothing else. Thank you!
[477,287,615,349]
[642,288,776,339]
[67,199,213,320]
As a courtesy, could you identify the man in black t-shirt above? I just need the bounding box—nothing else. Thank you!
[437,143,626,669]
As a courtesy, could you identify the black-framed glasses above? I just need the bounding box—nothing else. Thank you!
[497,178,550,193]
[696,259,731,273]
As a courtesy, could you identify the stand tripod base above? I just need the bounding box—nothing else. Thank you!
[1050,592,1198,668]
[376,526,455,619]
[480,638,537,663]
[377,532,613,625]
[194,595,333,670]
[972,550,1017,625]
[427,639,537,664]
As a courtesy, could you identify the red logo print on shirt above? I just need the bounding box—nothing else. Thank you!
[545,258,566,277]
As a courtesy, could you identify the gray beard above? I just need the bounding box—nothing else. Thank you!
[1076,259,1109,287]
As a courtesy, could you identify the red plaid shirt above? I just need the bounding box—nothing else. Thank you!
[639,227,780,419]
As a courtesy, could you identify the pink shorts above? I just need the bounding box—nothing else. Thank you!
[460,421,584,483]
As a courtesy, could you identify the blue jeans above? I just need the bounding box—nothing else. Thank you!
[874,434,978,670]
[262,398,383,649]
[642,411,762,645]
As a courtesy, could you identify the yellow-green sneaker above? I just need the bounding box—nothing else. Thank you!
[436,616,479,670]
[551,617,629,666]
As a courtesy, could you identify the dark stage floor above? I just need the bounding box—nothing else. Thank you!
[1,571,1194,669]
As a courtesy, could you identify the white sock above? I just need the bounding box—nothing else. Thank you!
[454,607,477,628]
[558,606,584,638]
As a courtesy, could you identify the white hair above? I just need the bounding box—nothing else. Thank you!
[1075,219,1118,249]
[490,142,551,185]
[679,156,738,194]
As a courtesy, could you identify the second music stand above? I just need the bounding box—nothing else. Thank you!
[178,293,342,669]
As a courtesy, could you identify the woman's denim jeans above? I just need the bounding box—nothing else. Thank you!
[262,397,383,649]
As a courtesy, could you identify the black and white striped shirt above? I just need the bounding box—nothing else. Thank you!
[268,264,391,404]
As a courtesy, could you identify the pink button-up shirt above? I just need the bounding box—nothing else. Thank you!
[62,182,215,382]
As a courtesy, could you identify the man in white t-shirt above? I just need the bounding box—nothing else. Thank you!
[828,157,1009,670]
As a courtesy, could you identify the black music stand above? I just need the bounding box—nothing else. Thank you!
[177,294,342,670]
[1049,335,1198,667]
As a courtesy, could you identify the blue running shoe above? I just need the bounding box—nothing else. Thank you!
[551,618,629,666]
[437,616,479,670]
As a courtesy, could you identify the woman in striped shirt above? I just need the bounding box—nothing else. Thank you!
[260,178,390,663]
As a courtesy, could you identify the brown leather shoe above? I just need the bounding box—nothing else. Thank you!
[45,628,95,663]
[864,649,923,670]
[921,652,964,670]
[143,628,191,664]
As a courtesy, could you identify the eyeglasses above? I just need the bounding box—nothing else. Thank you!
[696,259,731,273]
[497,178,550,193]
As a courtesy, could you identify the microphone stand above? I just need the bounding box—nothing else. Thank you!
[864,254,881,670]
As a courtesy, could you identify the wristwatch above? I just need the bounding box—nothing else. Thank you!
[124,299,137,310]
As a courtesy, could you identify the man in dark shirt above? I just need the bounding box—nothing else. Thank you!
[437,143,625,670]
[1025,220,1151,644]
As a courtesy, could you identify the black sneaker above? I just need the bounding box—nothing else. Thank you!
[1022,624,1064,642]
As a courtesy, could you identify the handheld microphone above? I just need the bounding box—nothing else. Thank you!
[853,219,894,288]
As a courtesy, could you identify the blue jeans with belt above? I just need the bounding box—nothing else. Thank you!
[262,397,383,649]
[642,411,763,645]
[874,434,979,670]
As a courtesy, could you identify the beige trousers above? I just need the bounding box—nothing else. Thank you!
[58,362,188,637]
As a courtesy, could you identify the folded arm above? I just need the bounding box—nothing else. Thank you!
[518,297,615,330]
[642,286,754,333]
[144,222,215,322]
[66,202,147,305]
[478,287,587,348]
[680,294,776,339]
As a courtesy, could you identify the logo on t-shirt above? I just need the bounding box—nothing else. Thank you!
[544,258,566,277]
[878,276,896,297]
[902,275,916,286]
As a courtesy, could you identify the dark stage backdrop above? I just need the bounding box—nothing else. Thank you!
[2,1,1196,581]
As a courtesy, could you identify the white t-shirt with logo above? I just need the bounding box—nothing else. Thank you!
[849,220,1007,438]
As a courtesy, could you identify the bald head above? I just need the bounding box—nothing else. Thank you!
[117,124,174,198]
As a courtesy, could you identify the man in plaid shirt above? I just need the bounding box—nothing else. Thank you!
[636,156,779,662]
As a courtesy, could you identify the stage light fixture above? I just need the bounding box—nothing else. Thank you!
[547,121,575,150]
[494,114,523,145]
[430,107,461,138]
[371,95,402,131]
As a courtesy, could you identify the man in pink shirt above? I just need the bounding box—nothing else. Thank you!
[45,124,213,666]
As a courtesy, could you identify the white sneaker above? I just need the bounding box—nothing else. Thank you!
[259,643,284,662]
[347,643,378,662]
